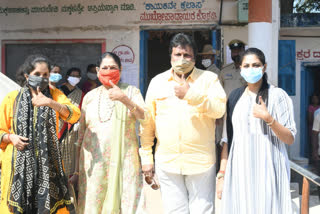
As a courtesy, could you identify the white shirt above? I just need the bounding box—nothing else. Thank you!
[312,108,320,132]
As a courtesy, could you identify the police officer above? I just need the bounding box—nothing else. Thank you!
[199,44,220,75]
[219,39,247,96]
[217,40,247,169]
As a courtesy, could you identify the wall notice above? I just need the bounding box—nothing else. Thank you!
[0,0,220,28]
[112,44,139,87]
[297,49,320,61]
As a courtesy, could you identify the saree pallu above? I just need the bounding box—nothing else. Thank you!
[8,87,74,214]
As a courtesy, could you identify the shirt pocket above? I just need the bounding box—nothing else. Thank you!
[155,96,176,116]
[223,73,233,80]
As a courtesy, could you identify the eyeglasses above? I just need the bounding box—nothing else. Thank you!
[145,176,160,190]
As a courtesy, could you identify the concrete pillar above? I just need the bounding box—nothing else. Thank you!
[248,0,275,84]
[271,0,280,87]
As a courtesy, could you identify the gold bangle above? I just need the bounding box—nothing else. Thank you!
[73,172,79,176]
[130,104,137,114]
[266,118,275,126]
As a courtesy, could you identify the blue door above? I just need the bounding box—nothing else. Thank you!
[300,63,317,158]
[211,29,221,69]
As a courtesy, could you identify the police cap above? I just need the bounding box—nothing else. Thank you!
[228,39,245,50]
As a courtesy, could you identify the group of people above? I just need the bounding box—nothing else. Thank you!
[0,32,296,214]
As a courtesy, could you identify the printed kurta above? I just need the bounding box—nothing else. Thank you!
[221,86,296,214]
[77,84,145,214]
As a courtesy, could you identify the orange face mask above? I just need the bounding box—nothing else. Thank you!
[98,69,120,87]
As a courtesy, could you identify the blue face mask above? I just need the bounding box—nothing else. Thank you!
[49,73,62,83]
[240,67,263,84]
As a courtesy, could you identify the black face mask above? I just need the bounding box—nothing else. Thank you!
[27,75,49,91]
[232,55,241,64]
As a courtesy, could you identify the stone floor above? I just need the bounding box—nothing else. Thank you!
[143,179,320,214]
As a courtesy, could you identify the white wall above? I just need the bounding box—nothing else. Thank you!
[0,0,241,85]
[0,27,141,85]
[221,25,249,65]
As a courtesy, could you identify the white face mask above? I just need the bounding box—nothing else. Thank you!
[87,72,97,80]
[67,76,81,86]
[201,59,212,68]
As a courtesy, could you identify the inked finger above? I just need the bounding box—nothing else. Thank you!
[181,74,186,81]
[109,80,116,87]
[259,96,265,105]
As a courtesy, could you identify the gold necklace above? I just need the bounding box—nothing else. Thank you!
[98,87,115,123]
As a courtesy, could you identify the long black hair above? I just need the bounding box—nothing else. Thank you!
[240,47,269,106]
[66,67,81,77]
[16,54,50,87]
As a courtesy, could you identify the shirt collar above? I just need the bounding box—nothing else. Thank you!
[167,67,199,82]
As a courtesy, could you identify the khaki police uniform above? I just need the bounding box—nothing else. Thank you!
[219,62,247,97]
[207,63,220,76]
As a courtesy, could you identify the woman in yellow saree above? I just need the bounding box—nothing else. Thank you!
[0,55,80,214]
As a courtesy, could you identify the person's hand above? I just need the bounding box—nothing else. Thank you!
[142,164,154,178]
[174,74,190,99]
[108,81,126,102]
[10,134,29,151]
[253,96,272,122]
[49,82,56,89]
[216,177,224,199]
[31,87,51,107]
[69,174,79,186]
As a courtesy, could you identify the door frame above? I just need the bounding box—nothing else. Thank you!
[139,27,220,96]
[300,61,320,157]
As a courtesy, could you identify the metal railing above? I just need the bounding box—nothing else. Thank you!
[290,161,320,214]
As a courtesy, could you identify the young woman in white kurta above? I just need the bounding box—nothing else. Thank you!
[218,48,296,214]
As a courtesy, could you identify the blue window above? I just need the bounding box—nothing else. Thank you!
[278,40,296,96]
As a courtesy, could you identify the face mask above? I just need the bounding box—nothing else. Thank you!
[202,59,212,68]
[171,58,195,75]
[27,75,49,91]
[98,69,120,87]
[49,73,62,83]
[87,72,97,80]
[232,55,241,64]
[240,67,264,84]
[67,76,81,86]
